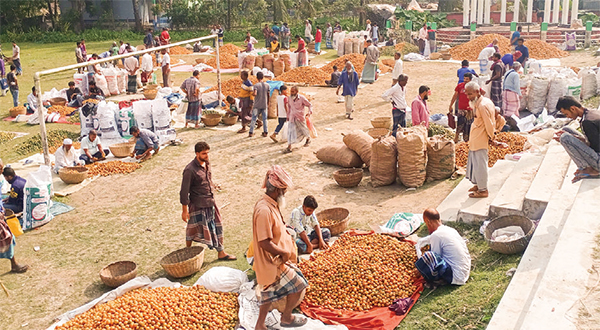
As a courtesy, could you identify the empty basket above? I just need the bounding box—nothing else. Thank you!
[58,166,89,184]
[316,207,350,236]
[221,115,238,126]
[49,97,67,106]
[371,117,392,129]
[99,261,137,288]
[143,89,158,99]
[109,142,136,158]
[367,128,390,139]
[333,168,363,188]
[484,215,535,255]
[160,246,205,278]
[202,114,222,127]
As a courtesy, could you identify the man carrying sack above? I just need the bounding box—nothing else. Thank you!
[252,165,308,330]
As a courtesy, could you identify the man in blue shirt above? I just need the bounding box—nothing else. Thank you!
[457,60,477,84]
[272,22,280,40]
[336,62,360,120]
[515,38,529,65]
[2,167,25,213]
[131,126,160,160]
[510,26,521,48]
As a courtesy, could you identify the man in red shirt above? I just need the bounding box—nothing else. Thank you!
[160,27,170,46]
[295,35,307,67]
[448,72,485,143]
[314,26,322,53]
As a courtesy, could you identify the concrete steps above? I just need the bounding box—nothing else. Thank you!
[488,153,544,219]
[523,144,572,220]
[438,159,517,223]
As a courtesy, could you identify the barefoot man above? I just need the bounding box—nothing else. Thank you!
[285,86,312,153]
[180,142,236,261]
[465,81,497,198]
[253,165,308,329]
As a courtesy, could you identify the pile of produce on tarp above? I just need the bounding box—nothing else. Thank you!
[449,34,568,61]
[455,132,528,168]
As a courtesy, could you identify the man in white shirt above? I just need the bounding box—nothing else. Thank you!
[140,52,153,85]
[381,74,408,136]
[286,195,330,254]
[26,87,39,114]
[124,47,139,94]
[478,46,496,75]
[12,42,22,75]
[79,130,110,164]
[161,49,171,88]
[417,24,428,55]
[415,208,471,286]
[53,139,83,173]
[391,52,403,86]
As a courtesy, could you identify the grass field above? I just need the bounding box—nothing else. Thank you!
[1,40,597,330]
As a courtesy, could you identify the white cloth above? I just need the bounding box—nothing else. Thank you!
[276,95,288,118]
[27,93,39,111]
[392,59,403,80]
[81,136,100,155]
[124,57,139,75]
[161,53,170,68]
[13,45,20,59]
[118,44,127,55]
[249,36,258,45]
[478,47,495,61]
[428,225,471,285]
[141,53,153,72]
[53,146,82,173]
[418,27,428,40]
[305,24,313,39]
[381,83,407,109]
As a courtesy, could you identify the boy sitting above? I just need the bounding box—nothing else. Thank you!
[287,195,330,254]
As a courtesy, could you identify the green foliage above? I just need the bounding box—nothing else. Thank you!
[578,11,600,27]
[395,9,456,30]
[1,28,143,44]
[0,132,16,145]
[15,130,80,155]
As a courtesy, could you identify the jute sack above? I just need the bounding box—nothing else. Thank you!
[426,136,455,181]
[255,56,263,68]
[273,59,285,76]
[343,131,374,167]
[243,55,256,70]
[316,144,363,168]
[396,127,427,188]
[263,54,274,72]
[268,89,279,119]
[371,136,398,187]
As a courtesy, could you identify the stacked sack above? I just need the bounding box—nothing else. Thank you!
[370,136,398,187]
[316,130,373,168]
[396,126,428,188]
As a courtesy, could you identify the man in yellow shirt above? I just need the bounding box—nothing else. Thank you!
[464,81,501,198]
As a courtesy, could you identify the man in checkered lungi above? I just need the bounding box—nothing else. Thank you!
[486,53,505,108]
[180,142,236,261]
[253,165,308,329]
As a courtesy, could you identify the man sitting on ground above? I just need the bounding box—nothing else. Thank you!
[325,65,341,87]
[80,130,110,164]
[287,195,330,254]
[555,96,600,183]
[53,138,83,173]
[66,81,83,108]
[415,208,471,287]
[2,167,26,213]
[130,126,159,160]
[88,81,104,99]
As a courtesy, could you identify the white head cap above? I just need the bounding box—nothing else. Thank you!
[63,138,73,145]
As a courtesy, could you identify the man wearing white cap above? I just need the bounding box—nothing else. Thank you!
[53,138,83,174]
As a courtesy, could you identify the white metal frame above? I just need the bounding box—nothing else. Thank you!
[34,34,221,166]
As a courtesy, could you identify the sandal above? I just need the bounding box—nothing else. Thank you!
[304,140,311,147]
[237,128,247,134]
[572,173,600,184]
[468,186,478,192]
[280,316,308,328]
[469,190,489,198]
[283,148,292,154]
[218,254,237,261]
[261,132,268,137]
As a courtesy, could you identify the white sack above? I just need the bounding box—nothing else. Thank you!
[194,267,248,293]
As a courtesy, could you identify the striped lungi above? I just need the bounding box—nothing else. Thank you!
[127,75,137,93]
[501,90,520,118]
[259,264,308,305]
[490,80,502,107]
[186,101,201,122]
[186,205,224,252]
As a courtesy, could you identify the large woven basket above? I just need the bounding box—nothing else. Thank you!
[441,53,452,60]
[99,261,137,288]
[146,84,159,90]
[143,89,158,100]
[49,97,67,106]
[333,168,363,188]
[221,115,238,126]
[316,207,350,236]
[484,215,535,255]
[58,166,89,184]
[160,246,205,278]
[109,142,135,158]
[202,114,222,127]
[371,117,392,129]
[367,128,390,139]
[9,107,26,117]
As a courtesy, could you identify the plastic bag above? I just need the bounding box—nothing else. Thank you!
[97,101,123,141]
[23,165,54,231]
[132,100,154,131]
[177,100,189,115]
[378,213,423,238]
[306,116,318,139]
[151,98,176,144]
[194,267,249,293]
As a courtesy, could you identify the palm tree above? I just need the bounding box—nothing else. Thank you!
[132,0,142,31]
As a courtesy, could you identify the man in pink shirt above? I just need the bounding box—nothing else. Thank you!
[411,85,430,127]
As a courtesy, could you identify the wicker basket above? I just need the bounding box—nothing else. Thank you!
[160,246,205,278]
[316,207,350,236]
[333,168,363,188]
[202,114,222,127]
[371,117,392,129]
[109,142,136,158]
[429,53,441,60]
[195,58,206,64]
[367,128,390,139]
[222,115,238,126]
[99,261,138,288]
[146,84,159,90]
[484,215,535,255]
[441,53,452,60]
[49,97,67,106]
[9,107,26,117]
[58,166,89,184]
[144,89,158,99]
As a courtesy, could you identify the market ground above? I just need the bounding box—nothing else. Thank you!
[0,41,599,330]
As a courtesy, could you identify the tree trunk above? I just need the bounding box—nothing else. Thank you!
[132,0,142,31]
[45,0,57,30]
[227,0,231,30]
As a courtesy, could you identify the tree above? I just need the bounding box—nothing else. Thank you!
[45,0,59,30]
[272,0,289,23]
[132,0,142,31]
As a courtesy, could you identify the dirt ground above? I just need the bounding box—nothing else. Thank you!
[1,47,599,329]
